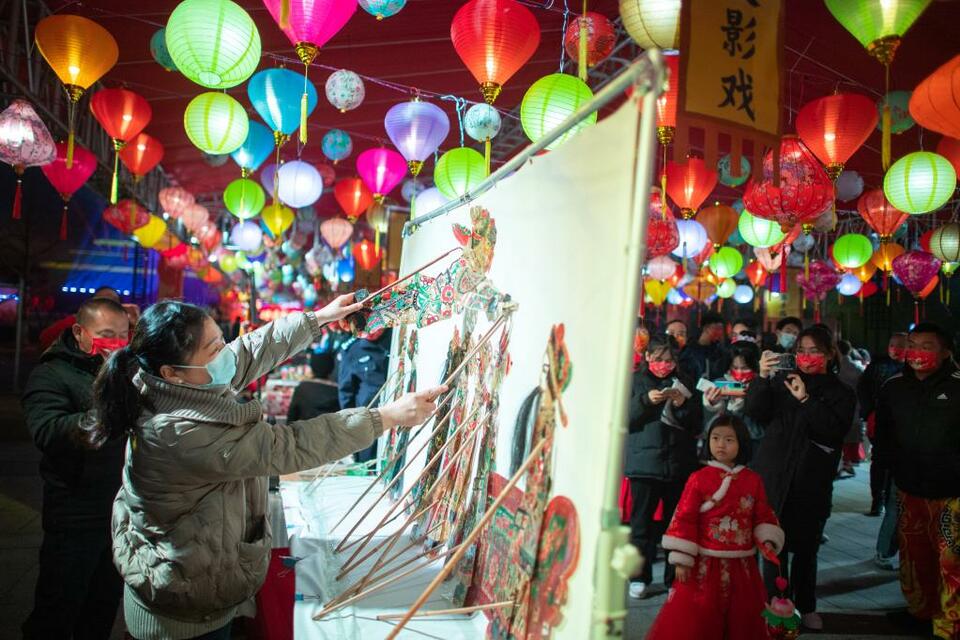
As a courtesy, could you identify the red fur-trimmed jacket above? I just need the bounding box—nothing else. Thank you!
[661,462,784,567]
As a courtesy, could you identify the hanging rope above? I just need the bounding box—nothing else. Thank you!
[558,0,570,73]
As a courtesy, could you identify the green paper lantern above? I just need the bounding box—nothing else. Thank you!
[738,210,784,248]
[165,0,261,90]
[184,92,249,155]
[716,278,737,299]
[520,73,597,150]
[832,233,874,269]
[709,246,743,279]
[434,147,486,200]
[224,178,265,220]
[150,28,178,72]
[219,253,238,273]
[883,151,957,215]
[824,0,930,52]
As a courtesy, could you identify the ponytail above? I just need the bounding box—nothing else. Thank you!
[84,346,143,449]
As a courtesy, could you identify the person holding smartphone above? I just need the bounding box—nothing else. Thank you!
[702,341,764,462]
[743,326,856,632]
[625,334,703,599]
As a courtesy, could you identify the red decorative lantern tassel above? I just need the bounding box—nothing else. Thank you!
[12,176,22,220]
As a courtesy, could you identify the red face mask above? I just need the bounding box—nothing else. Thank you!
[904,348,940,373]
[796,353,827,374]
[888,346,906,363]
[81,327,127,357]
[647,360,676,378]
[730,369,756,383]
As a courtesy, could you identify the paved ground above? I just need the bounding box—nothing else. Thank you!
[0,391,931,639]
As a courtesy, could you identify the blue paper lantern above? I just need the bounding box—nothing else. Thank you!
[322,129,353,163]
[247,68,318,138]
[733,284,754,304]
[717,154,751,187]
[338,254,355,282]
[150,28,178,72]
[230,121,274,174]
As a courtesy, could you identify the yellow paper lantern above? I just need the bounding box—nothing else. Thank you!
[133,215,167,248]
[619,0,681,50]
[261,202,294,237]
[644,279,671,306]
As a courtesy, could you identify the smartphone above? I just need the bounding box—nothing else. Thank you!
[773,354,796,371]
[713,380,746,395]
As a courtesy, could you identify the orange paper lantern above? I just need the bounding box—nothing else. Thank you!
[697,202,739,248]
[909,54,960,141]
[795,93,878,179]
[936,136,960,178]
[872,242,906,272]
[852,261,877,283]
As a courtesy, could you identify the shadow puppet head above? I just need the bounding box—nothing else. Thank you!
[524,496,580,638]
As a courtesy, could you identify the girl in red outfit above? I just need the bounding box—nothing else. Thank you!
[646,416,784,640]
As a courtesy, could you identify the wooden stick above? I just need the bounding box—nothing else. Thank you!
[312,542,464,620]
[361,247,462,305]
[383,437,551,640]
[336,530,444,604]
[365,367,399,410]
[376,601,514,621]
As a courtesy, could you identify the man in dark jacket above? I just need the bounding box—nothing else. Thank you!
[679,311,728,381]
[626,335,702,598]
[21,297,129,639]
[338,328,392,462]
[875,323,960,640]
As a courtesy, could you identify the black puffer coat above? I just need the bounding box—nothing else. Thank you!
[624,367,703,481]
[745,372,856,517]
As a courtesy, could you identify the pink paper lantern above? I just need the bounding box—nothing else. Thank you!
[892,250,942,295]
[262,0,357,59]
[753,246,785,273]
[356,147,407,200]
[320,217,353,250]
[158,186,194,219]
[797,260,841,301]
[181,203,210,232]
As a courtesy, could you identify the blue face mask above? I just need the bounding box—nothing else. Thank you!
[176,347,237,388]
[778,332,798,349]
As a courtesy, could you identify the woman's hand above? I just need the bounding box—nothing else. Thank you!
[705,386,724,406]
[759,350,780,378]
[379,385,448,429]
[648,389,667,404]
[314,293,365,326]
[674,564,690,583]
[784,374,808,402]
[666,389,686,407]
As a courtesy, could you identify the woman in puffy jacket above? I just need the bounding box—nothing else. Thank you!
[744,325,856,632]
[88,296,443,640]
[625,334,703,599]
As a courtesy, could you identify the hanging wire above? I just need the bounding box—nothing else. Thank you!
[558,0,571,73]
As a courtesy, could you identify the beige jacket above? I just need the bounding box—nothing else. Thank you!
[112,312,383,625]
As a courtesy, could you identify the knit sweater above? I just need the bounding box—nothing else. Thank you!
[112,312,384,639]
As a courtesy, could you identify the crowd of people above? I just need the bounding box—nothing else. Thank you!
[627,312,960,639]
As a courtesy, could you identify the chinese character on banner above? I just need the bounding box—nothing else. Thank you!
[675,0,783,182]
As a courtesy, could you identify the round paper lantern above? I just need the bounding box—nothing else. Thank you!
[434,147,486,199]
[451,0,541,104]
[796,93,878,179]
[165,0,260,89]
[320,217,354,250]
[248,68,318,138]
[646,255,678,281]
[698,202,738,247]
[883,151,957,214]
[833,233,874,269]
[792,232,815,254]
[325,69,365,113]
[231,121,274,175]
[184,92,248,155]
[119,132,164,179]
[401,179,426,203]
[733,284,754,304]
[278,160,323,208]
[665,157,717,218]
[872,242,906,272]
[909,54,960,140]
[133,215,166,248]
[223,178,265,219]
[150,28,177,72]
[709,246,743,279]
[415,187,449,217]
[858,188,908,241]
[356,148,407,200]
[261,202,294,237]
[671,219,708,259]
[203,152,229,167]
[359,0,406,19]
[334,177,374,221]
[158,188,193,219]
[563,12,616,68]
[384,99,450,175]
[738,210,785,248]
[835,170,865,202]
[322,129,353,163]
[464,103,502,142]
[936,136,960,178]
[717,154,750,187]
[521,74,596,150]
[744,260,767,288]
[837,273,863,296]
[181,203,211,233]
[103,199,149,234]
[824,0,929,63]
[230,220,263,252]
[353,238,382,271]
[929,222,960,263]
[619,0,681,49]
[877,91,914,134]
[716,278,737,299]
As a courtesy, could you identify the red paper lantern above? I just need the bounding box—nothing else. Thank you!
[89,88,151,203]
[103,199,149,234]
[119,132,164,179]
[920,228,933,253]
[795,93,878,179]
[857,188,907,242]
[646,188,679,258]
[352,238,382,271]
[41,141,97,239]
[563,12,616,69]
[745,260,767,288]
[742,136,834,231]
[450,0,541,104]
[334,177,374,221]
[935,136,960,178]
[665,157,717,218]
[626,52,679,146]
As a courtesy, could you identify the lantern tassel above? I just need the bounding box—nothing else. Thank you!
[60,203,68,241]
[12,175,22,220]
[639,283,646,318]
[779,266,786,293]
[299,65,309,145]
[753,287,759,312]
[66,131,75,170]
[375,230,380,255]
[578,5,588,82]
[804,250,809,279]
[886,282,891,306]
[914,300,919,325]
[111,150,120,205]
[484,138,491,177]
[279,0,290,28]
[881,64,892,171]
[859,290,864,316]
[940,279,945,305]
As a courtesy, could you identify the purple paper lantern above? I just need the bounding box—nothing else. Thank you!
[356,147,407,200]
[384,99,449,177]
[797,260,841,301]
[260,163,278,193]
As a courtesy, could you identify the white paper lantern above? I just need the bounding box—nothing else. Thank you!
[733,284,754,304]
[277,160,323,208]
[835,170,864,202]
[260,163,278,192]
[230,220,263,252]
[836,273,863,296]
[325,69,365,113]
[666,288,686,305]
[401,178,426,202]
[646,255,678,280]
[671,219,708,258]
[413,187,449,216]
[464,103,502,142]
[792,233,815,253]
